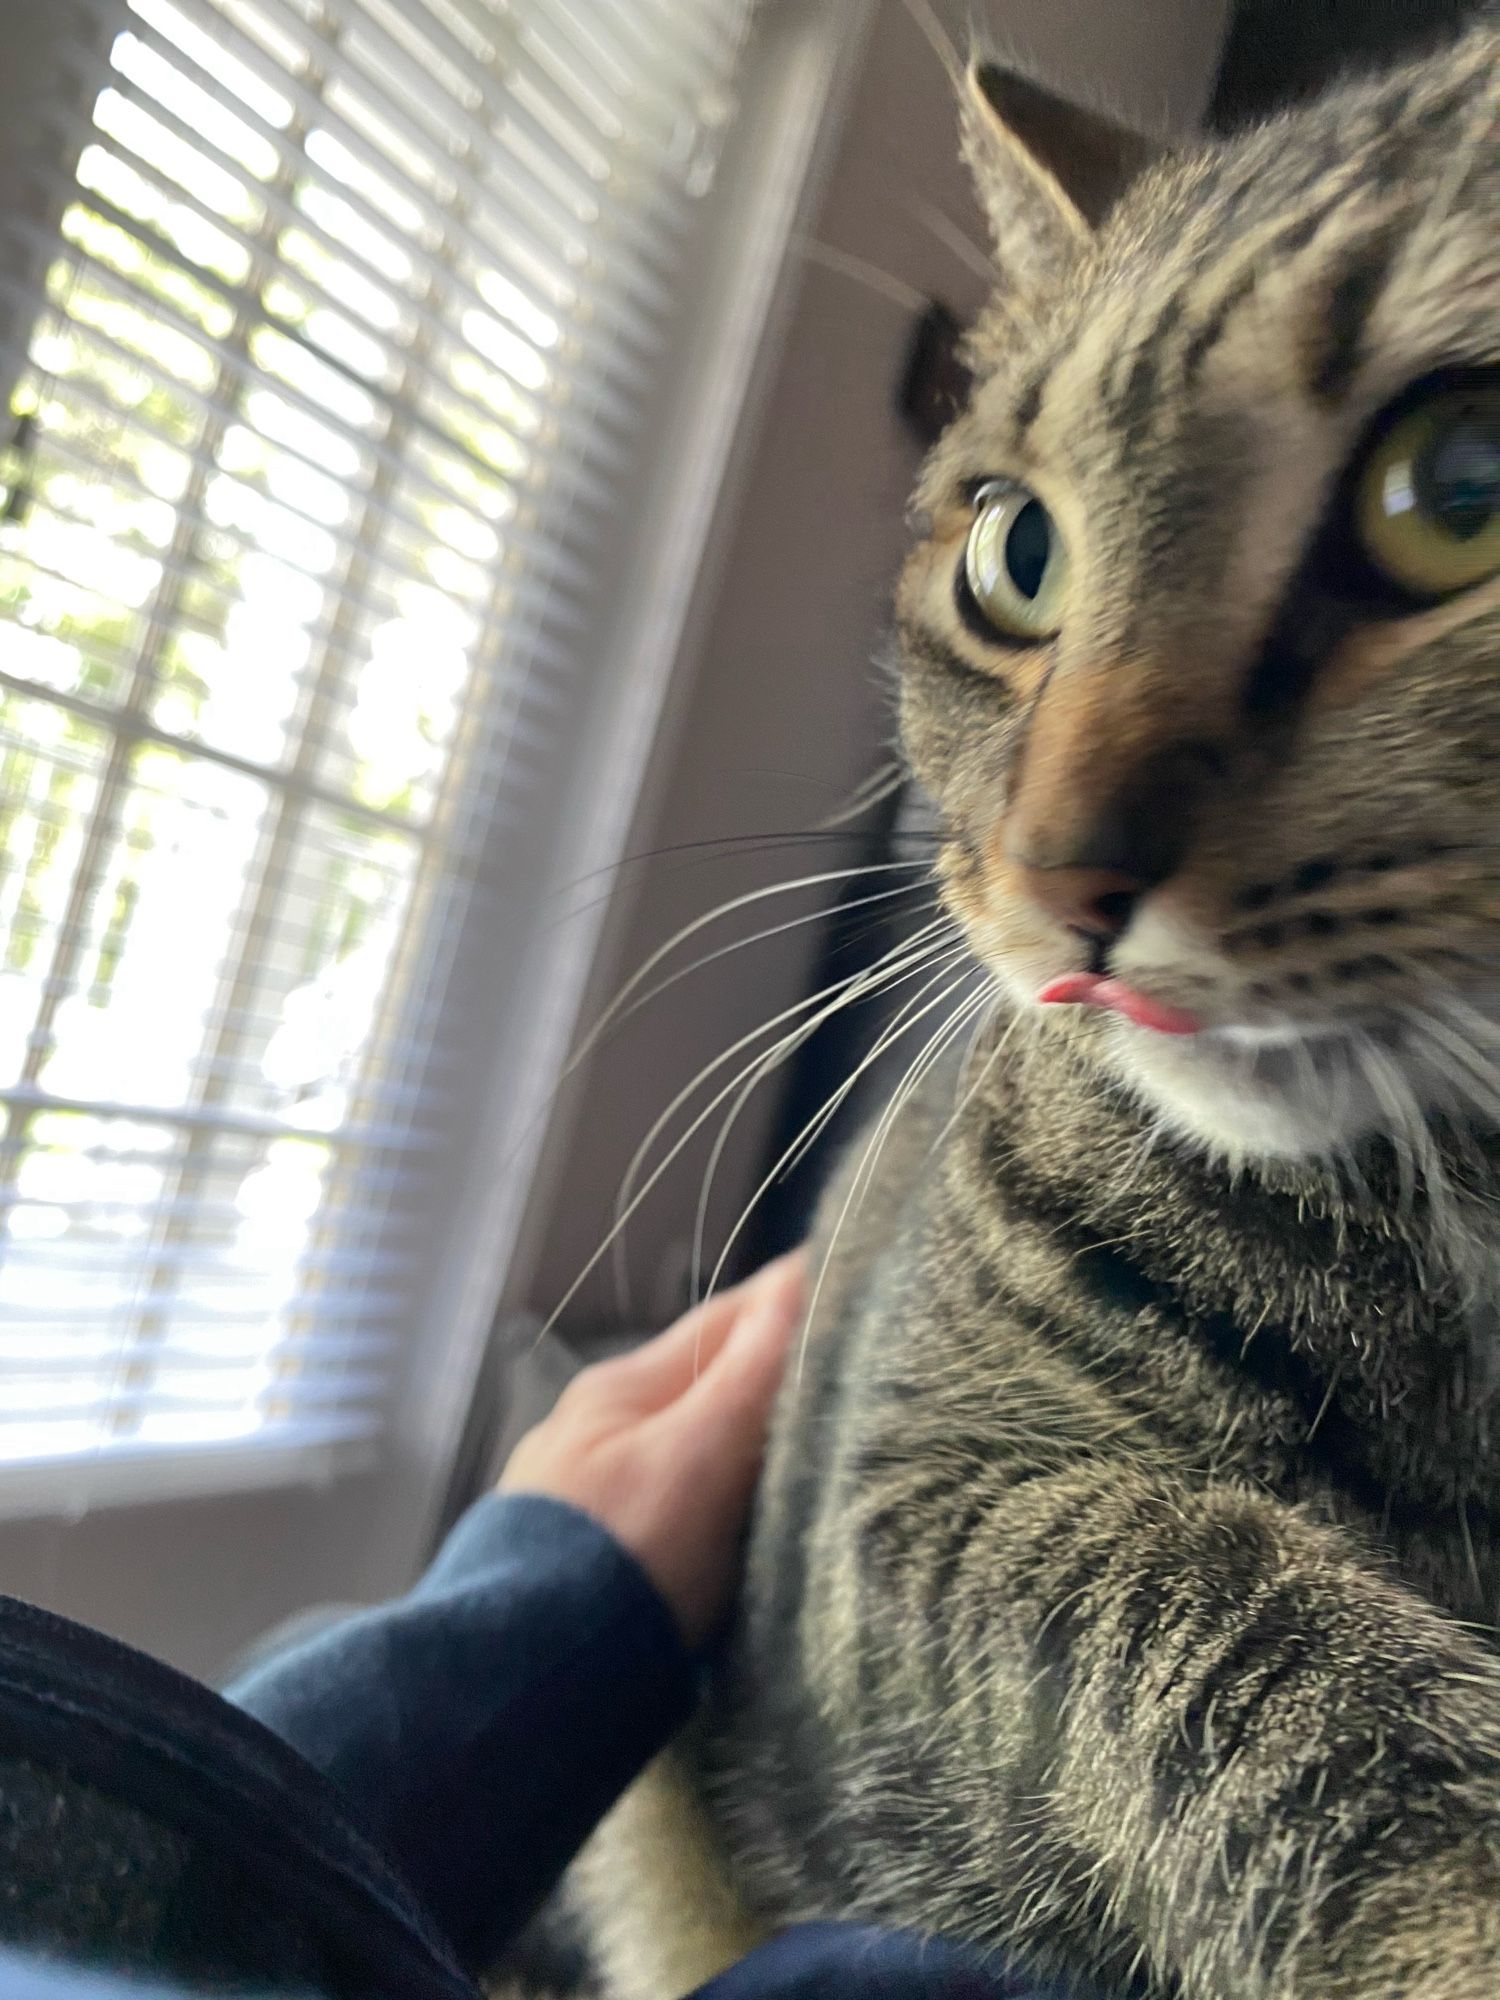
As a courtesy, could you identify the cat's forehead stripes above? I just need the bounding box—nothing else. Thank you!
[1008,206,1416,484]
[990,42,1498,478]
[1306,227,1408,406]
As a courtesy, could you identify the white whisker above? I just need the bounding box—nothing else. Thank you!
[795,239,928,314]
[934,987,1017,1150]
[574,862,934,1074]
[600,879,939,1070]
[685,935,967,1303]
[699,942,976,1304]
[598,916,959,1319]
[797,970,991,1381]
[900,0,964,84]
[1354,1028,1451,1244]
[907,195,994,285]
[815,761,909,831]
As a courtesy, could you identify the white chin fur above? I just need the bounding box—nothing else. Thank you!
[1102,1021,1433,1165]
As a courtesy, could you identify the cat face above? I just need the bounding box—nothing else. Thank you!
[898,35,1500,1165]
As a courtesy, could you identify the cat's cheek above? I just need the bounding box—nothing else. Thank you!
[898,662,1019,823]
[894,534,957,627]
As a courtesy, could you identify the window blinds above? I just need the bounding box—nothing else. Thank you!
[0,0,753,1485]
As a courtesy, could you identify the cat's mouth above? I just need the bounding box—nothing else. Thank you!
[1015,899,1500,1156]
[1039,970,1401,1093]
[1037,972,1202,1036]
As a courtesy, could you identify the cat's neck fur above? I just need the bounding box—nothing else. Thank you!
[970,1007,1500,1407]
[938,1008,1500,1629]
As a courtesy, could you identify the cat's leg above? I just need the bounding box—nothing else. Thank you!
[573,1749,766,2000]
[797,1459,1500,2000]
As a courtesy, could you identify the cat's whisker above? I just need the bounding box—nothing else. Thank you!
[699,942,975,1306]
[595,879,939,1075]
[1388,1010,1500,1266]
[870,979,993,1175]
[614,911,957,1235]
[546,832,940,941]
[906,195,995,286]
[814,761,909,832]
[797,972,991,1380]
[573,861,937,1077]
[692,947,972,1300]
[1354,1029,1451,1242]
[776,946,973,1189]
[1284,1026,1334,1155]
[555,828,921,901]
[793,983,978,1379]
[601,916,960,1316]
[933,985,1017,1149]
[1428,989,1500,1072]
[686,938,965,1304]
[795,239,929,314]
[898,0,963,86]
[1407,1016,1500,1123]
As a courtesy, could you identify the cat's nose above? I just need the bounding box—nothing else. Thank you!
[1013,862,1144,939]
[1005,741,1221,940]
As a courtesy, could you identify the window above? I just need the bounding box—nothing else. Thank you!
[0,0,755,1496]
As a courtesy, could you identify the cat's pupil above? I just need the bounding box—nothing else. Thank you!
[1418,413,1500,542]
[1005,499,1052,599]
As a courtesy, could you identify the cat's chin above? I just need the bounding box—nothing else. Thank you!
[1098,1015,1491,1167]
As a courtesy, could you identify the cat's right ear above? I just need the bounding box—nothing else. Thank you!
[962,62,1157,295]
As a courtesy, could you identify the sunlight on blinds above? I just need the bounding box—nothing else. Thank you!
[0,0,751,1484]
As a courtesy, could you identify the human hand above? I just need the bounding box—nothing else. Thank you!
[500,1252,806,1646]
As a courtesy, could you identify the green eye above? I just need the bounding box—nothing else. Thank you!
[1356,386,1500,597]
[964,482,1070,641]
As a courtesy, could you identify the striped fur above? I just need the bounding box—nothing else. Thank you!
[574,24,1500,2000]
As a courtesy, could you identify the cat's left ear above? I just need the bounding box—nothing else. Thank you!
[963,62,1158,295]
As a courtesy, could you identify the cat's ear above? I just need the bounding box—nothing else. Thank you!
[962,62,1157,293]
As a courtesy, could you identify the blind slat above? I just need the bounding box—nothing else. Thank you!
[6,330,602,618]
[112,2,679,328]
[0,0,754,1481]
[37,29,671,378]
[2,236,609,574]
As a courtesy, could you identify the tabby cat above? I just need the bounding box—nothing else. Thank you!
[573,20,1500,2000]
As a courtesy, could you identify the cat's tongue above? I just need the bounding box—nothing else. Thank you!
[1037,973,1202,1037]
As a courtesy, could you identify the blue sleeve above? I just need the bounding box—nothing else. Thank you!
[691,1923,1084,2000]
[228,1491,697,1973]
[0,1929,1081,2000]
[0,1956,315,2000]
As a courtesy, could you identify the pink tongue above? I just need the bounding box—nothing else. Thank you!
[1037,972,1201,1037]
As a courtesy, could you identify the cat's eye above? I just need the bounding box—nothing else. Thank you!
[1355,385,1500,598]
[964,482,1070,641]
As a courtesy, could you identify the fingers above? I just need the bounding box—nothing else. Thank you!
[586,1251,806,1412]
[667,1252,805,1462]
[506,1251,809,1645]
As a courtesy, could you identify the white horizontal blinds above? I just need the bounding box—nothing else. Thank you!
[0,0,753,1477]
